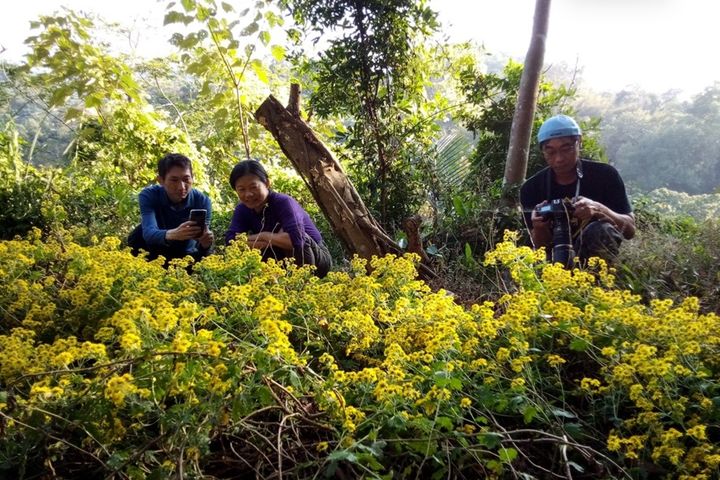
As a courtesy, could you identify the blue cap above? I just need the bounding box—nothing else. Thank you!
[537,115,582,144]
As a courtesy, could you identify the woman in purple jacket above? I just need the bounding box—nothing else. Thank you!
[225,160,331,277]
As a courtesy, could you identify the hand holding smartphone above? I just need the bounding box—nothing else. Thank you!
[188,209,207,238]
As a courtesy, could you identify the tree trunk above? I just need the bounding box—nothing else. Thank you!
[502,0,552,206]
[254,89,437,278]
[254,91,398,260]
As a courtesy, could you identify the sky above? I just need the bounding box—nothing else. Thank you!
[1,0,719,96]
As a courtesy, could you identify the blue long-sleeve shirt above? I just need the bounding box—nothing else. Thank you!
[139,184,212,254]
[224,191,323,250]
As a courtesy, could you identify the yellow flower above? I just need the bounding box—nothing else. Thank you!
[686,425,707,441]
[104,373,139,408]
[580,377,602,393]
[546,354,566,368]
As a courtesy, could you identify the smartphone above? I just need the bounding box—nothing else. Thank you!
[188,209,207,238]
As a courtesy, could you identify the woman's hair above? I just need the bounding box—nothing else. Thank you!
[229,160,269,189]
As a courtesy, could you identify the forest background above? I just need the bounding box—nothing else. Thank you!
[1,0,720,478]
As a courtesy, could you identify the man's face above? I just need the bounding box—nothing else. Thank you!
[542,137,579,176]
[158,166,193,204]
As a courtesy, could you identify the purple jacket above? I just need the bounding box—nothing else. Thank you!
[225,191,323,250]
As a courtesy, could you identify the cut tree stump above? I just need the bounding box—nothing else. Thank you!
[254,86,436,278]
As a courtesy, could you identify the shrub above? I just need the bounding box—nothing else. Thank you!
[0,230,718,479]
[618,202,720,313]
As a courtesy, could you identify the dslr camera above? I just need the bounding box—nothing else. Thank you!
[536,198,575,268]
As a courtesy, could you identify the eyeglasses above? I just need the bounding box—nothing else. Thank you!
[542,140,578,157]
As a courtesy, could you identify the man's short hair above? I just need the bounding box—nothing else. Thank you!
[158,153,192,178]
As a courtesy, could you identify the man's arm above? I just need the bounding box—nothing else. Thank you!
[139,189,169,246]
[520,180,552,250]
[139,188,203,245]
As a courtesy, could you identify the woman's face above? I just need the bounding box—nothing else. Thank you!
[234,174,270,212]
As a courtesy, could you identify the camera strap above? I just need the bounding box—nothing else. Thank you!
[546,160,583,201]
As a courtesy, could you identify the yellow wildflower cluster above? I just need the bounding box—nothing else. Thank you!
[2,230,719,479]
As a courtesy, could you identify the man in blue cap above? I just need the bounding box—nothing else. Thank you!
[520,114,635,265]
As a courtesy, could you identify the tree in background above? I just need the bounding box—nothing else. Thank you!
[19,12,195,187]
[457,61,605,198]
[0,12,198,240]
[281,0,446,230]
[502,0,550,206]
[577,84,720,195]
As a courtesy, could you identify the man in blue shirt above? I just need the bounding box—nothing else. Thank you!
[128,153,214,262]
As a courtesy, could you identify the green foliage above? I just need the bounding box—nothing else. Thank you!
[457,59,606,189]
[635,188,720,222]
[618,197,720,313]
[578,84,720,194]
[284,0,446,230]
[162,0,298,203]
[2,232,719,478]
[22,12,143,111]
[19,11,200,191]
[0,122,139,241]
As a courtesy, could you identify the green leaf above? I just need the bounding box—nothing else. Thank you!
[406,439,437,455]
[49,86,73,107]
[250,59,269,84]
[362,440,386,457]
[522,406,537,424]
[256,385,274,407]
[551,408,577,419]
[241,21,259,36]
[477,433,502,449]
[499,447,518,463]
[356,452,383,471]
[464,243,473,263]
[435,416,453,431]
[453,195,466,216]
[221,2,234,12]
[64,107,84,122]
[269,44,285,62]
[486,459,503,474]
[563,422,583,439]
[180,0,196,12]
[84,94,103,109]
[569,338,590,352]
[164,11,186,26]
[264,10,284,27]
[327,450,357,463]
[431,468,448,480]
[259,30,270,46]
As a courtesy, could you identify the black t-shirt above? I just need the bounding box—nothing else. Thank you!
[520,159,632,235]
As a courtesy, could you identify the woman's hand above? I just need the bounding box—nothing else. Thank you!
[247,231,293,252]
